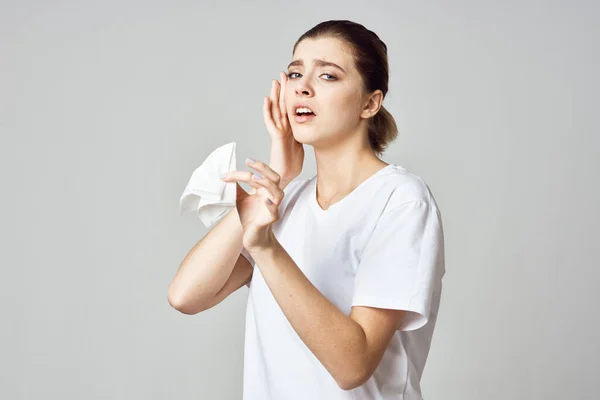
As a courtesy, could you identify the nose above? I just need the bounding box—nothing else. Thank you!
[294,77,313,97]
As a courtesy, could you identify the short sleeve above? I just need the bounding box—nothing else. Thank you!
[351,199,445,331]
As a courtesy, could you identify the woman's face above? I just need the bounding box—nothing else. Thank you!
[285,37,369,147]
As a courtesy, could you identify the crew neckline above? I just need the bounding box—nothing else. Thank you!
[310,164,395,214]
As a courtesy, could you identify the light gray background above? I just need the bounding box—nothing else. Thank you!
[2,1,599,399]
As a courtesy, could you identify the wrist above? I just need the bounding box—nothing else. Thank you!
[246,230,278,256]
[278,177,292,191]
[268,168,295,191]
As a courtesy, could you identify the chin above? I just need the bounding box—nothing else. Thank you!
[291,126,318,144]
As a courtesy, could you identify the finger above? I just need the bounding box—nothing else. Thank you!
[222,171,263,190]
[223,170,283,205]
[244,158,282,185]
[249,173,283,205]
[270,80,282,128]
[264,196,278,212]
[279,71,287,119]
[278,72,290,131]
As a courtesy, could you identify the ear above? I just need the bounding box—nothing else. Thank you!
[360,89,384,119]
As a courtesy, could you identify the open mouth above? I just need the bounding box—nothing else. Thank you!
[294,112,316,123]
[294,107,316,123]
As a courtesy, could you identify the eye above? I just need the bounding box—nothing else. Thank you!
[286,72,337,81]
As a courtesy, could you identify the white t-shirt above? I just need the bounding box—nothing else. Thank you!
[240,163,445,400]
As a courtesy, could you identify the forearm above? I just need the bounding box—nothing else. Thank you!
[269,140,301,189]
[169,178,291,312]
[168,207,245,310]
[249,239,369,389]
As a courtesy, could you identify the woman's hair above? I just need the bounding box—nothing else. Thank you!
[293,20,398,156]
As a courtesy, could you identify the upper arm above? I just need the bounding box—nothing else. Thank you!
[201,253,253,311]
[345,200,443,386]
[352,199,444,332]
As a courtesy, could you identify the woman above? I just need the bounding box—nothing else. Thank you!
[169,20,445,400]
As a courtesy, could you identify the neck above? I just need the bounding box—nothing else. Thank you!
[313,131,388,203]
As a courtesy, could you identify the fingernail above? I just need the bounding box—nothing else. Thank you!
[246,157,255,164]
[252,173,262,180]
[266,198,273,205]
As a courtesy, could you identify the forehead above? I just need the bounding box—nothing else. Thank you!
[292,37,355,72]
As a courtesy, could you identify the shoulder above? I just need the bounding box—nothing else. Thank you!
[380,165,440,213]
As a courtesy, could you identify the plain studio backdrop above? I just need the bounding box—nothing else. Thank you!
[2,1,599,399]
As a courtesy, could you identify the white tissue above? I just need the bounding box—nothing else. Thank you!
[179,142,238,228]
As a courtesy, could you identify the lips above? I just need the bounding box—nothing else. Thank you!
[294,113,316,123]
[292,103,317,116]
[290,102,317,124]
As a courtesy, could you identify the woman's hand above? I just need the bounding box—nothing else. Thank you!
[266,72,305,189]
[221,158,285,252]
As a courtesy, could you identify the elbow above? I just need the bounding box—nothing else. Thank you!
[334,337,374,390]
[336,367,371,391]
[167,291,192,314]
[337,376,367,391]
[167,285,204,315]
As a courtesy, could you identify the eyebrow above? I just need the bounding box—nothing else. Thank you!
[287,59,346,74]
